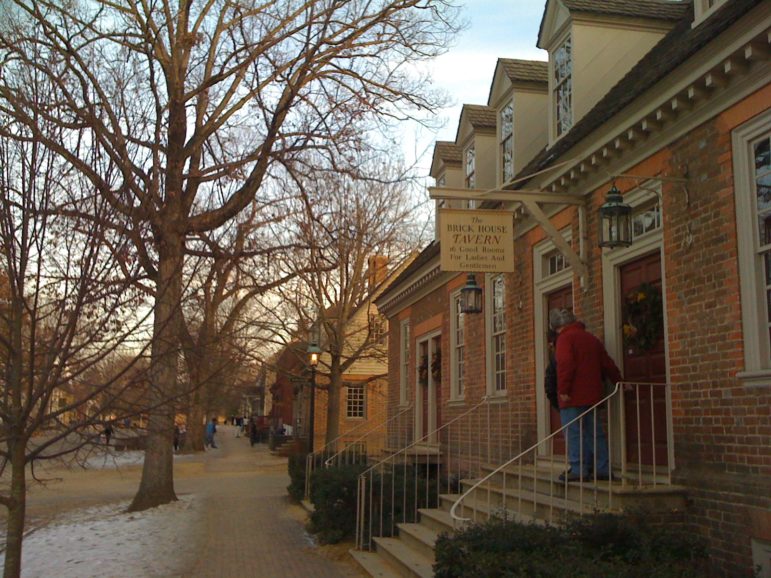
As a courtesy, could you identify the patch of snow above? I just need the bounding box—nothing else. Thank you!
[1,495,202,578]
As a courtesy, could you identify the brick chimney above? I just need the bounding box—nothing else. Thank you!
[367,255,389,293]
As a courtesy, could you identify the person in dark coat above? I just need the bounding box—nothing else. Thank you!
[550,308,622,482]
[544,329,560,411]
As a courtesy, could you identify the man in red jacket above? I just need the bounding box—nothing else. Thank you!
[549,308,622,482]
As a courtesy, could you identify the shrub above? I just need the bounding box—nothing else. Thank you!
[308,463,367,544]
[434,514,708,578]
[286,452,308,502]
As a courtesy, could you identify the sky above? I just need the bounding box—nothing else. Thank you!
[402,0,548,177]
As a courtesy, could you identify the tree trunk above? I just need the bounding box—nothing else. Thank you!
[128,231,183,511]
[184,399,206,452]
[324,358,343,445]
[3,438,27,578]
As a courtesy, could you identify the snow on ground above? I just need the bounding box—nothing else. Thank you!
[0,494,203,578]
[1,449,205,577]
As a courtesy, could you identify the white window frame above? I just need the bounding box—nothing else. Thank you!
[693,0,728,27]
[551,33,572,140]
[485,274,507,395]
[734,112,771,386]
[399,320,410,406]
[346,384,366,419]
[500,100,514,184]
[450,290,465,400]
[465,145,476,190]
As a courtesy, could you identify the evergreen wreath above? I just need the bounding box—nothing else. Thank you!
[622,282,663,352]
[418,355,429,385]
[431,350,442,382]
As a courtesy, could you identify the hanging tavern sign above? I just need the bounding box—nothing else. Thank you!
[439,209,515,273]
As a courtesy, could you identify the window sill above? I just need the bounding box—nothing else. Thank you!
[736,370,771,388]
[446,398,466,407]
[486,392,508,403]
[398,402,410,410]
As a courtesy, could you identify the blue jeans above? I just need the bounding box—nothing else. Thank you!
[560,406,609,477]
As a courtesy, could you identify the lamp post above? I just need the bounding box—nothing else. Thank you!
[307,324,322,454]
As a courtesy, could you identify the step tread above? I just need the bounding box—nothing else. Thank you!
[397,522,439,548]
[349,548,402,578]
[418,506,457,530]
[373,537,434,578]
[470,470,688,495]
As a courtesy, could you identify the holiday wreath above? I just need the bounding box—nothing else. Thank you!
[622,282,663,352]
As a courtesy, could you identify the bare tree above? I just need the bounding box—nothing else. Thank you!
[264,159,423,444]
[0,117,147,577]
[0,0,459,512]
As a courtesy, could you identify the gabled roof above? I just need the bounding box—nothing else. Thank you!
[461,104,497,130]
[456,104,497,145]
[429,141,462,177]
[562,0,688,20]
[499,58,549,84]
[538,0,688,48]
[523,0,762,182]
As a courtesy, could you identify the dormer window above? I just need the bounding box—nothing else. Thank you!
[553,35,572,138]
[500,102,514,183]
[465,146,476,189]
[694,0,728,26]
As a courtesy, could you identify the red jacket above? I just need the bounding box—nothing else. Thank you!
[555,322,622,408]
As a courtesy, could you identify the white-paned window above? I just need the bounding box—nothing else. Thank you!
[450,292,465,398]
[734,113,771,384]
[399,320,410,405]
[489,275,506,392]
[369,313,388,345]
[632,201,662,240]
[346,385,365,418]
[500,102,514,183]
[553,35,572,138]
[465,146,476,190]
[544,249,568,277]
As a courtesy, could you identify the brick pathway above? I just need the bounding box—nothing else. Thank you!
[12,426,363,578]
[179,426,364,578]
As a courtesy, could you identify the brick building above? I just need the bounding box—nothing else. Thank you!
[370,1,771,576]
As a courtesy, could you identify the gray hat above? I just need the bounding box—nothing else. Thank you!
[549,308,576,330]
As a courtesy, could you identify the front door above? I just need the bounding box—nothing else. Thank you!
[620,252,668,467]
[417,334,441,442]
[546,285,573,455]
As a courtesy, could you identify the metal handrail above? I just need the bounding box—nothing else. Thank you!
[356,394,517,550]
[324,403,413,468]
[449,381,672,526]
[360,397,487,476]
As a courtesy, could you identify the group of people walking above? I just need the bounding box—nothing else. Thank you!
[546,308,622,483]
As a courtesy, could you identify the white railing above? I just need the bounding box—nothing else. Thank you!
[304,404,413,500]
[355,394,518,551]
[450,382,672,526]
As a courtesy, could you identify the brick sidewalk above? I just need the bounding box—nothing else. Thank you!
[180,426,363,578]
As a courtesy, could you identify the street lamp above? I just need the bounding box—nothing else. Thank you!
[460,273,483,314]
[307,323,322,454]
[598,184,632,249]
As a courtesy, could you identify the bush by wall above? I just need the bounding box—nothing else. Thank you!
[307,463,367,544]
[434,513,707,578]
[286,451,308,502]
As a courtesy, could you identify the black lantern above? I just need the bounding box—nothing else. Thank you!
[307,322,322,453]
[599,184,632,249]
[460,273,483,314]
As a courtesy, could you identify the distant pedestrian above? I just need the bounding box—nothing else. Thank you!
[173,424,181,452]
[103,422,113,446]
[205,417,218,448]
[248,417,258,447]
[550,308,622,482]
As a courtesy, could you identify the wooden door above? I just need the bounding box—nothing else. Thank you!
[620,252,668,467]
[430,335,442,438]
[546,285,573,455]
